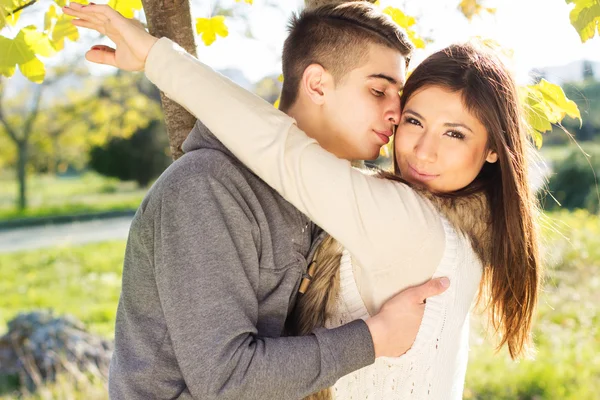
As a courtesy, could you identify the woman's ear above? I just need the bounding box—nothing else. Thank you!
[301,64,331,105]
[486,150,498,163]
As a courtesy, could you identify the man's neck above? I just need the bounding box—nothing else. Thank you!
[283,103,365,168]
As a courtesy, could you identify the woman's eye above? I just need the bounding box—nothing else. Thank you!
[404,117,421,126]
[371,89,385,97]
[447,131,465,140]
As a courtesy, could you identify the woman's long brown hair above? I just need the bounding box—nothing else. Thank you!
[290,43,542,400]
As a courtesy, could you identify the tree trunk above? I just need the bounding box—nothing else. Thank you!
[142,0,198,160]
[16,141,27,211]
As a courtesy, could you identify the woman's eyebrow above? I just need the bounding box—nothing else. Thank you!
[403,109,474,133]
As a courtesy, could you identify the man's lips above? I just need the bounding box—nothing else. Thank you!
[407,164,439,181]
[373,129,393,144]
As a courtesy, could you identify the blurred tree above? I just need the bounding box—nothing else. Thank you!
[542,146,600,213]
[0,70,160,209]
[89,119,170,187]
[583,60,595,81]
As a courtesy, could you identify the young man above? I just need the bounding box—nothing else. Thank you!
[64,2,450,399]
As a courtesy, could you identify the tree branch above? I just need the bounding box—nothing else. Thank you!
[22,84,44,141]
[7,0,37,16]
[0,82,20,144]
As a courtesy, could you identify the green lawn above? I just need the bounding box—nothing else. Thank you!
[0,172,147,221]
[0,211,598,399]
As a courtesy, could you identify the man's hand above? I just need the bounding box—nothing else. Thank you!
[365,277,450,358]
[62,2,157,71]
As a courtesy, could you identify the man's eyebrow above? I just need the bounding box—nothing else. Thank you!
[367,73,398,85]
[404,109,474,133]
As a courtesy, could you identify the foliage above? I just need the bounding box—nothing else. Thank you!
[458,0,496,20]
[567,0,600,43]
[541,146,600,213]
[89,119,171,187]
[520,79,582,148]
[195,15,228,46]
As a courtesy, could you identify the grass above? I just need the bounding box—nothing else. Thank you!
[0,172,147,221]
[464,210,600,399]
[0,241,126,339]
[0,210,598,398]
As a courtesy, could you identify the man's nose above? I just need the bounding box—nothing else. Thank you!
[384,96,400,126]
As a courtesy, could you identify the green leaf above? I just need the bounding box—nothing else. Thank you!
[0,27,50,82]
[566,0,600,43]
[520,80,582,147]
[195,16,228,46]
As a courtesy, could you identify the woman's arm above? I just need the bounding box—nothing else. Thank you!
[143,38,441,272]
[61,2,442,273]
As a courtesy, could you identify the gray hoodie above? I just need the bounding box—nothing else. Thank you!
[108,121,374,400]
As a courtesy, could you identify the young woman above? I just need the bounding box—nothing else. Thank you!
[64,3,541,399]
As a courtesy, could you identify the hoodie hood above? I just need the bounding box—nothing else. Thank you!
[182,120,235,158]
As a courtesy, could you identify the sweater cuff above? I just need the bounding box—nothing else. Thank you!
[313,319,375,378]
[145,37,181,86]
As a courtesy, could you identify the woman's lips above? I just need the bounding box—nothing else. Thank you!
[408,164,439,181]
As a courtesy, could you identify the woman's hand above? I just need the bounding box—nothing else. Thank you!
[63,2,158,71]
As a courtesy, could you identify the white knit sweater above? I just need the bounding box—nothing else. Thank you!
[326,218,482,399]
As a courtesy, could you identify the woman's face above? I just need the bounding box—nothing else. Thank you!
[394,85,498,192]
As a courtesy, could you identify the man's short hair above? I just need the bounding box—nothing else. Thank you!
[279,1,413,111]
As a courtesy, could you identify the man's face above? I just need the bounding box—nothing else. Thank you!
[320,45,406,161]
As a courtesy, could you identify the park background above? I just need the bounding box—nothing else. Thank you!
[1,0,599,398]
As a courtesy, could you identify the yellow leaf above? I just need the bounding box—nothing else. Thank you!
[459,0,496,20]
[195,16,228,46]
[108,0,142,19]
[51,13,79,50]
[0,29,35,75]
[383,6,415,27]
[18,56,45,83]
[273,96,280,109]
[277,74,283,82]
[22,25,55,57]
[382,7,425,49]
[235,0,253,4]
[44,4,57,32]
[567,0,600,43]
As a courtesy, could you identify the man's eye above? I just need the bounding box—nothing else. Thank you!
[371,89,385,97]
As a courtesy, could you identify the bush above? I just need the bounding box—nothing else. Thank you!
[542,146,600,213]
[89,120,171,187]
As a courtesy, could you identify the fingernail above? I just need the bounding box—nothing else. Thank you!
[440,277,450,288]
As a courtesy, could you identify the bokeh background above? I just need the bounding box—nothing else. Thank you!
[1,0,599,398]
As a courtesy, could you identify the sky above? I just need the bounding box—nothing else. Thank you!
[3,0,600,85]
[190,0,600,84]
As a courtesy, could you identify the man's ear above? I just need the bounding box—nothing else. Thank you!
[301,64,333,105]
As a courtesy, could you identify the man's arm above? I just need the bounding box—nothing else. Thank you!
[153,170,373,400]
